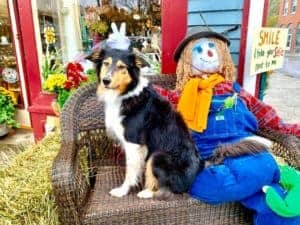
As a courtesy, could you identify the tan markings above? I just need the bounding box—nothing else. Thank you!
[145,156,158,191]
[100,58,132,95]
[110,60,132,94]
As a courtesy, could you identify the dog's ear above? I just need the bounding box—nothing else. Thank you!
[85,49,105,64]
[132,49,150,68]
[135,55,150,68]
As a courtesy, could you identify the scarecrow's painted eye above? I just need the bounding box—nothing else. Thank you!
[208,42,215,48]
[195,45,203,53]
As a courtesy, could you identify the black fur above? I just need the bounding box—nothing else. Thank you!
[122,86,203,193]
[89,48,204,194]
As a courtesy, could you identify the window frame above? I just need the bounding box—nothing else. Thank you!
[286,24,293,50]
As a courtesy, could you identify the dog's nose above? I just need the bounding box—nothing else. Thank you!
[102,77,111,86]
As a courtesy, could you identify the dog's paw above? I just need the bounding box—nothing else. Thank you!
[109,186,129,197]
[137,189,154,199]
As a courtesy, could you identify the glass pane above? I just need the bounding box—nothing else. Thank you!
[0,0,23,107]
[33,0,162,86]
[296,24,300,46]
[79,0,162,74]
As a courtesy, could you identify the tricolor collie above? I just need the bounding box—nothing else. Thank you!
[87,48,203,199]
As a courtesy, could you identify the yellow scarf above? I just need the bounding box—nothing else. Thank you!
[177,73,225,132]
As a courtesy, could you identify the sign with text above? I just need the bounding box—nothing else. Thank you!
[250,27,288,75]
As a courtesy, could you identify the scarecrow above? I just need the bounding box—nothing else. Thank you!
[154,27,300,225]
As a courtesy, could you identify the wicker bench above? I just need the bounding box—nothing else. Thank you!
[51,74,300,225]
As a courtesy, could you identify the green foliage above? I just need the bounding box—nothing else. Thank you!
[267,0,280,27]
[141,54,161,74]
[42,50,64,81]
[86,68,97,83]
[268,0,280,16]
[88,21,108,35]
[0,92,19,128]
[57,89,75,109]
[267,15,279,27]
[259,72,269,101]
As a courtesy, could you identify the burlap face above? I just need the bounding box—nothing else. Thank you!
[175,38,236,92]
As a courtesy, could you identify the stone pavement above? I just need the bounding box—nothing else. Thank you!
[263,71,300,124]
[278,55,300,78]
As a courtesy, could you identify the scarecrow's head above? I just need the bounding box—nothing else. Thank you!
[174,27,236,91]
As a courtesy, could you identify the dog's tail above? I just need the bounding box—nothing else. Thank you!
[211,139,268,164]
[153,188,174,200]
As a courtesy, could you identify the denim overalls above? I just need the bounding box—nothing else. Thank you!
[189,82,280,204]
[191,82,258,160]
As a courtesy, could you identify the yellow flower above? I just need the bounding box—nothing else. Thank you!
[44,26,56,44]
[0,87,17,105]
[43,74,67,92]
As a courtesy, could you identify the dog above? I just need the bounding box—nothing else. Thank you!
[87,47,203,199]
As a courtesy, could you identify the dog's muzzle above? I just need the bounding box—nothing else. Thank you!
[102,77,111,86]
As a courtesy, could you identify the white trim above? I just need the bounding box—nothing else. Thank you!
[243,0,265,95]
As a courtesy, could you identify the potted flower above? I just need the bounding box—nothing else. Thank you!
[43,62,88,115]
[84,6,109,45]
[0,87,19,136]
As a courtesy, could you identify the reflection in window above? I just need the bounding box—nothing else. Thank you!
[79,0,162,74]
[296,23,300,53]
[291,0,297,13]
[0,0,23,107]
[286,24,293,50]
[34,0,162,80]
[283,0,289,16]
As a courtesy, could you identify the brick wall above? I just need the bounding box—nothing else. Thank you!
[277,0,300,53]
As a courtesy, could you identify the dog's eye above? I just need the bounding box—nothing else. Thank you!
[103,61,110,67]
[117,65,126,70]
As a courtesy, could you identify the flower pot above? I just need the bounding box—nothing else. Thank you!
[51,100,61,116]
[0,124,8,137]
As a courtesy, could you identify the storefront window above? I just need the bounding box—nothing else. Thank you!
[291,0,297,14]
[286,24,293,50]
[296,23,300,53]
[33,0,162,84]
[0,0,23,107]
[283,0,289,16]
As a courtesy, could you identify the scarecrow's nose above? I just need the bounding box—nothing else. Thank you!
[207,50,213,57]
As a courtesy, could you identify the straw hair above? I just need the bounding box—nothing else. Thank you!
[175,38,236,91]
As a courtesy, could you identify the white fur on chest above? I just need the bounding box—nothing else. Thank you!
[100,77,149,144]
[102,90,125,142]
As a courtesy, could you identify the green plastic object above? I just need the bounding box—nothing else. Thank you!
[265,165,300,217]
[224,93,237,109]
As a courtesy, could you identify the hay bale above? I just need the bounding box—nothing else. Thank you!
[0,133,60,225]
[0,144,25,169]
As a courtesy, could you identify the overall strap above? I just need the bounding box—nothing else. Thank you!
[232,82,242,94]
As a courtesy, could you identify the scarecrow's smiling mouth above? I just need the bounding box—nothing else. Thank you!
[197,57,218,63]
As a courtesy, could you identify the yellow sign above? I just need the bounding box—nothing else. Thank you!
[250,27,288,75]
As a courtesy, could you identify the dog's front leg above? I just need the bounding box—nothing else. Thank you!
[110,143,147,197]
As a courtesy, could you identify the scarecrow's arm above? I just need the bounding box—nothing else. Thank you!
[153,85,180,107]
[238,86,300,138]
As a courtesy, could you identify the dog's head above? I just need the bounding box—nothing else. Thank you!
[87,48,148,97]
